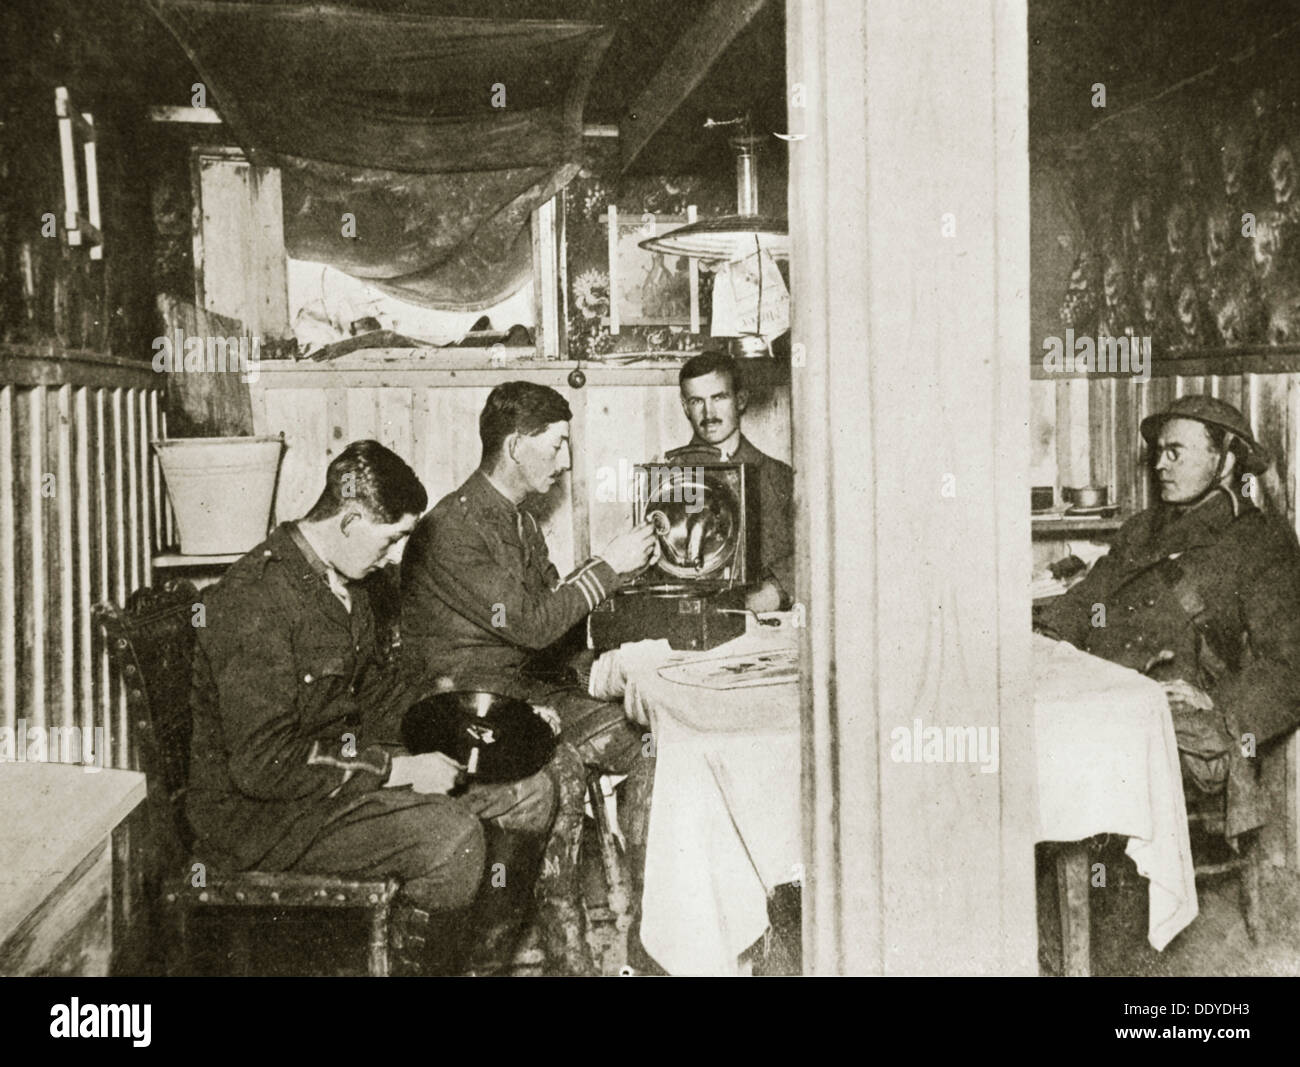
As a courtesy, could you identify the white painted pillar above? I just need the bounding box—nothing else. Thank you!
[788,0,1037,975]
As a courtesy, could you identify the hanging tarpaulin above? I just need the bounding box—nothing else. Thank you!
[273,153,578,311]
[150,1,612,310]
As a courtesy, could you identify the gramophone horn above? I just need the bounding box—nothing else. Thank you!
[646,471,740,579]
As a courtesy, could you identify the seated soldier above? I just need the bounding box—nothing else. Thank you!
[187,440,560,975]
[400,381,659,974]
[664,352,794,612]
[1036,395,1300,845]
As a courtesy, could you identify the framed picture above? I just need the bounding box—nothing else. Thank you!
[604,206,701,332]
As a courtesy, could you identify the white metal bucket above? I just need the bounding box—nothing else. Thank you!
[153,436,283,555]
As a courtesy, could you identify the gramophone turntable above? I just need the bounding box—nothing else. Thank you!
[589,462,762,651]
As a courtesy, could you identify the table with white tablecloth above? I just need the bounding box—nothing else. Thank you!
[1033,633,1197,952]
[592,622,801,977]
[596,627,1199,975]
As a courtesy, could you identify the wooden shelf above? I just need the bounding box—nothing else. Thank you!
[1032,516,1124,538]
[153,551,242,567]
[249,351,695,389]
[0,345,157,389]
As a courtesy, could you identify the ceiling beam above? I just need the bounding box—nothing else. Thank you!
[619,0,768,172]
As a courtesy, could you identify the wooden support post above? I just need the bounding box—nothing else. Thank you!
[787,0,1036,974]
[1055,842,1091,977]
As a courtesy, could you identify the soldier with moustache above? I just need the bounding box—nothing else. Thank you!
[400,381,660,974]
[663,352,795,613]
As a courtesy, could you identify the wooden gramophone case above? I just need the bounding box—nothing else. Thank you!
[589,462,763,651]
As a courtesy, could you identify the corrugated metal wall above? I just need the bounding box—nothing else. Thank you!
[1,352,166,771]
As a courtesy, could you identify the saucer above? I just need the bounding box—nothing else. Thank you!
[1064,504,1118,518]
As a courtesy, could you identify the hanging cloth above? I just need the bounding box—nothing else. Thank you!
[150,1,611,310]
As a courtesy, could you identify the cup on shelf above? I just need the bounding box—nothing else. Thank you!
[1064,485,1108,509]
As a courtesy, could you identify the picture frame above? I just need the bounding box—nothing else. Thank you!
[604,205,701,333]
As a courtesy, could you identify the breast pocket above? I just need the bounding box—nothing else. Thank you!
[296,645,354,726]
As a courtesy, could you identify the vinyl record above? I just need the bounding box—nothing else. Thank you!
[401,690,556,784]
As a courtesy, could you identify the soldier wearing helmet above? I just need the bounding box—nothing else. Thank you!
[1037,394,1300,845]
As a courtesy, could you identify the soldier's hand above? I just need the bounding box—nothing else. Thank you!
[1161,679,1214,713]
[532,703,562,737]
[601,521,658,575]
[387,752,464,794]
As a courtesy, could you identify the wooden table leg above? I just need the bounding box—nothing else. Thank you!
[1056,842,1091,977]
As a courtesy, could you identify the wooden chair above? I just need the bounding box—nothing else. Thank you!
[95,580,399,976]
[1187,798,1262,944]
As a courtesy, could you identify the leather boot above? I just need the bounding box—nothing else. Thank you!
[532,760,599,976]
[461,825,545,976]
[390,900,470,976]
[536,896,598,976]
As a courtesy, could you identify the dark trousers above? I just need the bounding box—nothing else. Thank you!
[524,681,656,851]
[287,772,555,913]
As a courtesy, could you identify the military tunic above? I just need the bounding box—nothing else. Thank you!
[188,523,560,918]
[400,470,652,972]
[188,523,417,871]
[663,433,795,603]
[400,469,626,689]
[1036,489,1300,838]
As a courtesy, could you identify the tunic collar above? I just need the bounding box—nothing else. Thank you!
[281,522,354,618]
[463,468,522,520]
[286,521,334,581]
[1148,487,1251,553]
[680,432,764,464]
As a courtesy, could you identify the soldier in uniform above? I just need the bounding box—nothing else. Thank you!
[187,440,560,975]
[1036,395,1300,849]
[664,352,795,612]
[400,381,659,974]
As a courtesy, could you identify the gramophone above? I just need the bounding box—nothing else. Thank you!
[589,462,762,651]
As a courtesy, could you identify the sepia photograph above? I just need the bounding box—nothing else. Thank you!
[0,0,1296,1046]
[606,209,697,328]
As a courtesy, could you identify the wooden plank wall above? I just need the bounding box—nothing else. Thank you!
[249,356,792,575]
[192,149,290,343]
[1,353,166,772]
[1031,371,1300,527]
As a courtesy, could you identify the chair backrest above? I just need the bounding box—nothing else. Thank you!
[95,580,201,868]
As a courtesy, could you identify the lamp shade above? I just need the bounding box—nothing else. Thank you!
[638,215,789,261]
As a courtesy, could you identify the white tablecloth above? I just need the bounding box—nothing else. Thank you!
[604,629,1200,975]
[608,627,802,977]
[1033,634,1197,950]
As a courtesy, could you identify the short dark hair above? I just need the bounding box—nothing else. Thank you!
[679,351,742,393]
[305,440,427,523]
[479,381,572,461]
